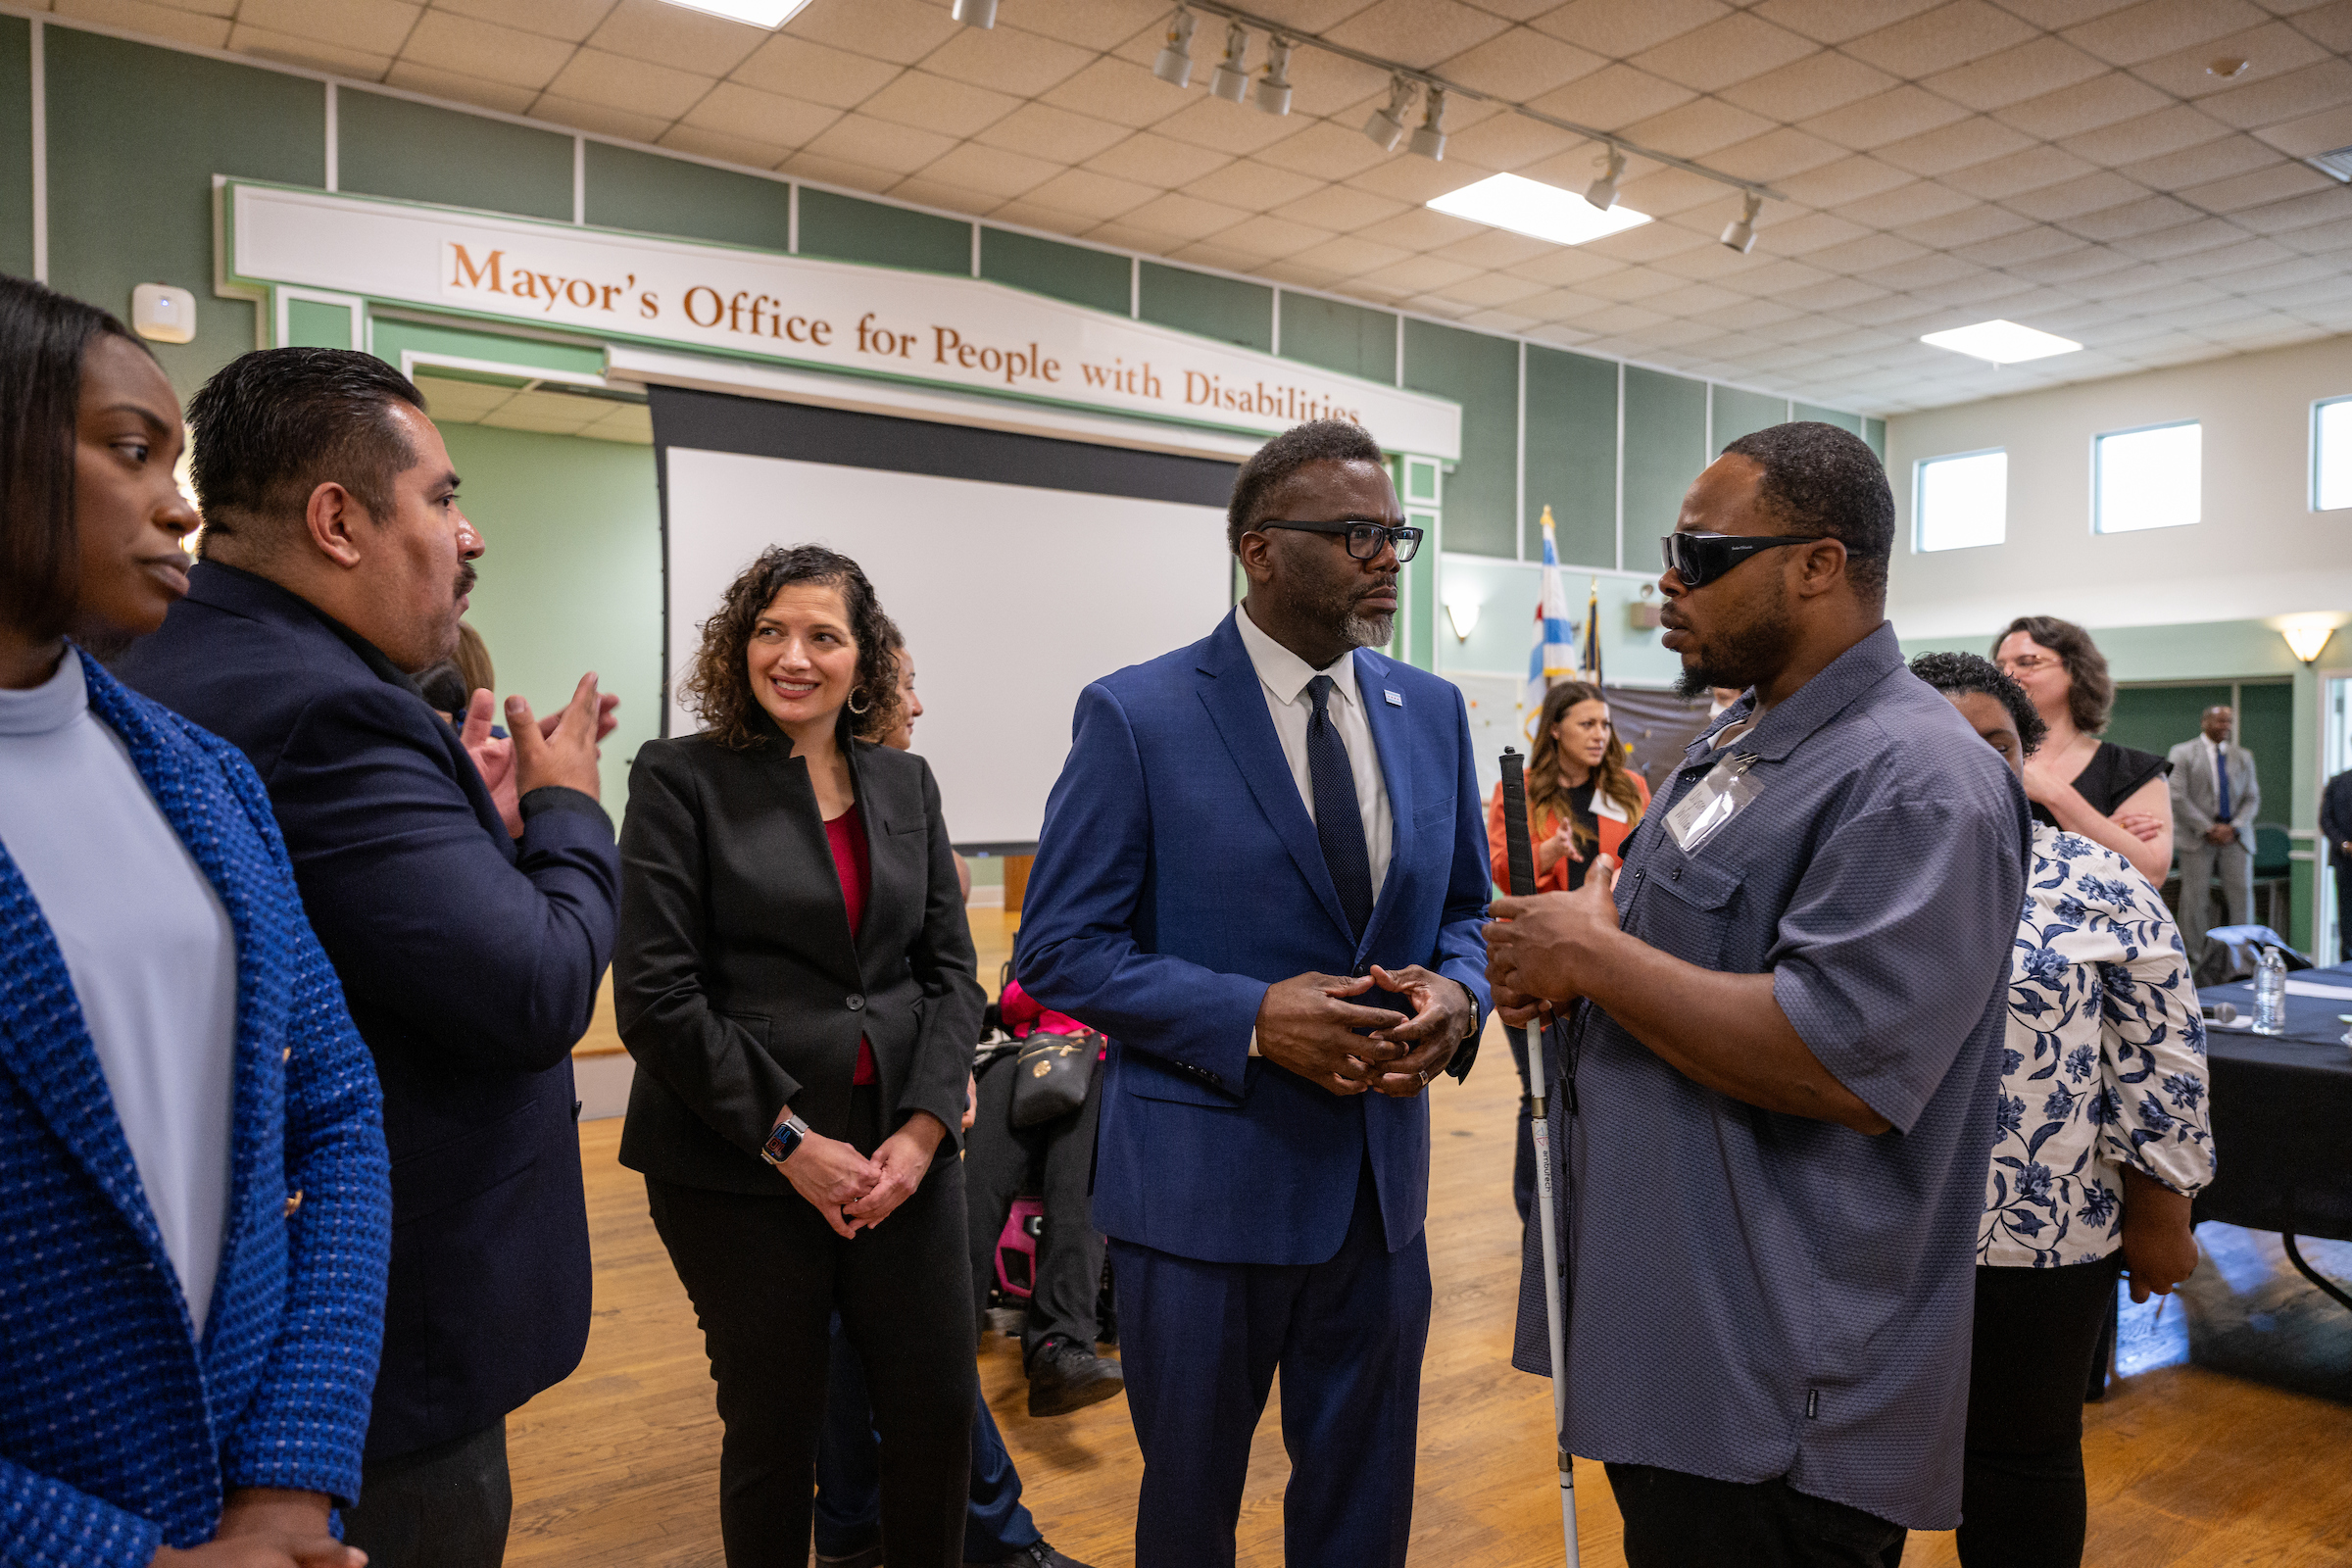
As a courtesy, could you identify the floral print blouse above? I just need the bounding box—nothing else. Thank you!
[1982,824,2217,1267]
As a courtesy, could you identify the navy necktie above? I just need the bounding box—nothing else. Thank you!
[2216,743,2231,821]
[1306,674,1375,941]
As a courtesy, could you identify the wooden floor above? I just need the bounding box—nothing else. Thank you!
[511,910,2352,1567]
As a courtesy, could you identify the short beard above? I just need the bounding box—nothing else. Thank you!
[1674,586,1794,700]
[1343,609,1394,649]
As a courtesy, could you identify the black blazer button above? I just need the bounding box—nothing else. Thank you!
[847,994,865,1011]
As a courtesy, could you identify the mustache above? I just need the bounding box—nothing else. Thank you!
[455,563,477,601]
[1357,575,1398,598]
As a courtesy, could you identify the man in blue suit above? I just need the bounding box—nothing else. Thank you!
[1016,419,1492,1567]
[117,349,621,1568]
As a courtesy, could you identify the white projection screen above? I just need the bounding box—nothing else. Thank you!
[652,389,1238,846]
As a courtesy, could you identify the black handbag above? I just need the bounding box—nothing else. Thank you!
[1009,1030,1100,1129]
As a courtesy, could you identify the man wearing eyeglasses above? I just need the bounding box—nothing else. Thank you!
[1486,422,2029,1565]
[1015,419,1492,1567]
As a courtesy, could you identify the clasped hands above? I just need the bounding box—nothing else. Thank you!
[149,1489,361,1568]
[1485,855,1625,1029]
[771,1107,947,1240]
[1254,964,1475,1098]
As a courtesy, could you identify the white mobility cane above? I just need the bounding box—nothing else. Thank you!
[1499,747,1579,1567]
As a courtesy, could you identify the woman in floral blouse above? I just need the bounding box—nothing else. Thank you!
[1912,652,2215,1568]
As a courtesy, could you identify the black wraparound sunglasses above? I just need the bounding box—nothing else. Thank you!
[1660,530,1821,589]
[1258,518,1424,563]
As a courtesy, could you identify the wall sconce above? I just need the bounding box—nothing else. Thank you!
[2279,614,2338,663]
[1445,594,1482,641]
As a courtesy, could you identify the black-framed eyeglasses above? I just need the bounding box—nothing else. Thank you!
[1660,530,1820,589]
[1257,518,1424,563]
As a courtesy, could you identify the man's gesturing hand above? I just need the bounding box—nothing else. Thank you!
[1364,964,1476,1097]
[458,688,523,838]
[1254,972,1407,1096]
[1486,856,1624,1026]
[510,672,611,801]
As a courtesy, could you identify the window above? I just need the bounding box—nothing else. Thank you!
[2094,420,2199,534]
[1914,449,2007,552]
[2318,396,2352,512]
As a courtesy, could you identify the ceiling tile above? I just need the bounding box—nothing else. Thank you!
[1752,208,1876,255]
[974,103,1132,165]
[2293,0,2352,47]
[1431,228,1562,269]
[1347,155,1492,205]
[1318,0,1512,68]
[231,0,414,54]
[2060,0,2270,66]
[1707,127,1852,184]
[1204,213,1336,259]
[1145,98,1310,158]
[2110,216,2251,258]
[1504,247,1632,286]
[2199,59,2352,130]
[2060,105,2235,169]
[1802,231,1932,272]
[790,0,961,66]
[1036,57,1193,128]
[1858,252,1984,290]
[2249,101,2352,158]
[682,82,838,150]
[800,114,963,177]
[1874,115,2034,177]
[732,35,903,111]
[1953,224,2090,264]
[911,141,1061,201]
[1717,50,1897,122]
[381,59,540,113]
[858,72,1022,140]
[2229,181,2352,230]
[778,150,902,197]
[1179,158,1324,212]
[1526,63,1698,131]
[403,9,576,88]
[540,46,710,120]
[2279,215,2352,253]
[2004,243,2138,281]
[1841,1,2038,77]
[1575,266,1688,302]
[2003,169,2148,219]
[1446,268,1553,305]
[1895,202,2037,246]
[1801,86,1974,152]
[429,0,615,44]
[1642,279,1750,316]
[1434,25,1608,98]
[2060,192,2201,238]
[1773,154,1918,207]
[2131,22,2328,101]
[1921,36,2109,112]
[1084,131,1232,188]
[991,0,1167,52]
[1285,235,1417,278]
[1991,69,2172,138]
[917,23,1098,99]
[2120,131,2291,188]
[1627,13,1819,93]
[530,93,670,142]
[657,123,790,170]
[1527,0,1733,57]
[1749,0,1948,45]
[1250,119,1395,181]
[1353,206,1491,252]
[984,199,1100,238]
[1620,98,1776,162]
[1439,115,1588,172]
[2191,250,2334,288]
[1283,183,1410,230]
[229,24,393,78]
[2179,161,2337,212]
[582,0,764,77]
[1114,191,1256,242]
[1355,253,1487,294]
[1835,179,1976,227]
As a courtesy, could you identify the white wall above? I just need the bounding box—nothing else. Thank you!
[1885,334,2352,641]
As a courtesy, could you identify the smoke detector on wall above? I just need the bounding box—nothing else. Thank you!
[130,283,196,344]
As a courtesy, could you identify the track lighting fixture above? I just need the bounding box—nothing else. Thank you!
[1209,22,1251,103]
[1363,75,1414,154]
[1253,35,1295,117]
[1152,8,1197,89]
[1408,86,1447,160]
[1585,146,1625,212]
[950,0,996,25]
[1720,190,1762,254]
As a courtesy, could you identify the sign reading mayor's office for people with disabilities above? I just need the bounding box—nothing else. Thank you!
[221,181,1461,459]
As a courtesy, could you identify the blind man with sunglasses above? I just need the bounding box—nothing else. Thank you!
[1486,422,2030,1566]
[1016,420,1492,1567]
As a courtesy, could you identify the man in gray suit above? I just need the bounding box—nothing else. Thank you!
[2170,704,2261,958]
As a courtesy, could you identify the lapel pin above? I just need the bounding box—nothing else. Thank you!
[1384,689,1402,707]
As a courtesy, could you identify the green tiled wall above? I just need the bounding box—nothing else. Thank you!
[980,227,1128,315]
[0,19,29,280]
[1139,262,1271,353]
[1712,385,1788,452]
[339,89,571,222]
[286,297,357,349]
[584,141,790,253]
[1623,367,1708,545]
[1279,290,1396,384]
[797,186,968,275]
[1403,318,1517,557]
[1524,345,1616,567]
[1795,403,1866,436]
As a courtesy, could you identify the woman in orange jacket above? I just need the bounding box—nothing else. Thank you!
[1486,680,1648,1225]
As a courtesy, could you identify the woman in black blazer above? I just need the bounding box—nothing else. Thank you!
[614,544,986,1568]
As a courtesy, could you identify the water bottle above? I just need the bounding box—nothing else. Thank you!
[2253,946,2287,1036]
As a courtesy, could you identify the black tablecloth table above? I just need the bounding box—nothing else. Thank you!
[2194,961,2352,1309]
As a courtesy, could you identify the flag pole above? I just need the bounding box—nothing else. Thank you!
[1499,746,1580,1567]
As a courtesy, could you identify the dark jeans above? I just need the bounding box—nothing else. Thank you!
[646,1088,976,1568]
[340,1418,511,1568]
[966,1048,1104,1363]
[1606,1463,1905,1568]
[1959,1255,2125,1568]
[814,1314,1040,1561]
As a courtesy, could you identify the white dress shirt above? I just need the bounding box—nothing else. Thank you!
[0,649,237,1337]
[1234,603,1393,896]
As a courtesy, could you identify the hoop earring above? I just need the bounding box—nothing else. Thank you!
[847,688,872,716]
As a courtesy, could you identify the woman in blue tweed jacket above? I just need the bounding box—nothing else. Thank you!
[0,276,391,1567]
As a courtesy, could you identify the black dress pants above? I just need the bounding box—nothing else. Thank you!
[1607,1463,1905,1567]
[340,1418,511,1568]
[646,1091,977,1568]
[1959,1255,2124,1568]
[964,1050,1103,1363]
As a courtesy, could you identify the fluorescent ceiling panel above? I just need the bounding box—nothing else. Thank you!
[660,0,810,24]
[1918,319,2082,366]
[1426,173,1652,247]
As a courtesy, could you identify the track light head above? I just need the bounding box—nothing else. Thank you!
[1363,75,1414,153]
[1152,8,1197,89]
[1720,191,1763,254]
[1585,146,1626,212]
[1408,86,1447,160]
[1253,35,1295,117]
[950,0,996,25]
[1209,21,1251,103]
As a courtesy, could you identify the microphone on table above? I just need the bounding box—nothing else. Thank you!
[2201,1002,2237,1025]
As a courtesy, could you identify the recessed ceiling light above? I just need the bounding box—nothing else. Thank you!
[1427,172,1651,246]
[1919,319,2082,365]
[659,0,811,24]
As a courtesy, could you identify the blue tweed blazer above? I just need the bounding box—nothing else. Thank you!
[0,653,392,1568]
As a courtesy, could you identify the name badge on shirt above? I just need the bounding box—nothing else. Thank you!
[1664,753,1761,856]
[1592,790,1628,824]
[1384,688,1402,707]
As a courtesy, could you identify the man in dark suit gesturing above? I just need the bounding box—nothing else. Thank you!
[117,349,620,1568]
[1016,419,1491,1567]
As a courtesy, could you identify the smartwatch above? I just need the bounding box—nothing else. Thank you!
[761,1112,811,1167]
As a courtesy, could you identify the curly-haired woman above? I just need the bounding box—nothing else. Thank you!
[613,545,986,1567]
[1992,615,2172,885]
